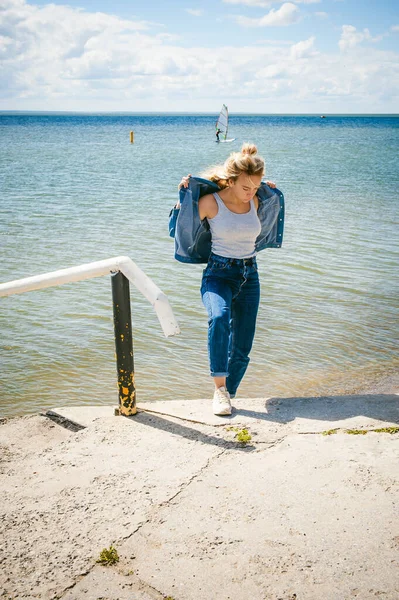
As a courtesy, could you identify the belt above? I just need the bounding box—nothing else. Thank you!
[231,257,256,266]
[210,253,256,267]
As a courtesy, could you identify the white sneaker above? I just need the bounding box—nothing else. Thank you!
[213,386,232,416]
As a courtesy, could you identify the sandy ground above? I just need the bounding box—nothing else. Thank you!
[0,377,398,600]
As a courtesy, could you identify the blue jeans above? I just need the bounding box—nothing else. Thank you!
[200,252,260,397]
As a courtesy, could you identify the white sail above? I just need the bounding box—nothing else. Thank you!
[215,104,229,140]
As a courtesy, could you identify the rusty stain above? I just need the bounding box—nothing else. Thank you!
[120,405,137,416]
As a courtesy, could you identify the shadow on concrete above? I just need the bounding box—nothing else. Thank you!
[237,394,399,424]
[129,411,256,451]
[115,394,399,450]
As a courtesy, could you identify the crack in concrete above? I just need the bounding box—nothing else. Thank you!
[57,569,92,598]
[297,427,399,436]
[56,519,152,598]
[254,436,288,450]
[126,573,173,600]
[159,447,228,508]
[58,423,374,598]
[58,447,228,598]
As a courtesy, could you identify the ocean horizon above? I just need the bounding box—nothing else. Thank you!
[1,111,399,116]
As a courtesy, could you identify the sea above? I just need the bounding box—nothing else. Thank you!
[0,113,398,418]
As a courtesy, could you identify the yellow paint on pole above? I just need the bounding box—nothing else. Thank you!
[130,131,134,143]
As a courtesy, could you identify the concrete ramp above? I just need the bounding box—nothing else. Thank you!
[1,392,398,599]
[47,393,399,431]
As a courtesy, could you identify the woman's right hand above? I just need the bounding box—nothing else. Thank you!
[178,174,191,190]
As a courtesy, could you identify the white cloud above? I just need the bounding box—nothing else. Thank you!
[1,0,398,112]
[391,25,399,33]
[315,11,328,19]
[235,3,300,27]
[290,36,317,59]
[185,9,204,16]
[339,25,371,50]
[339,25,384,51]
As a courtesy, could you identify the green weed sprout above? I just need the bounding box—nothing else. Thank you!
[97,545,119,565]
[225,426,252,445]
[235,428,252,445]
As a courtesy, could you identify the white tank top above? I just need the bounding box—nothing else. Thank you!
[208,192,261,259]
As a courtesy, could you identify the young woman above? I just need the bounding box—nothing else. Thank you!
[169,143,284,416]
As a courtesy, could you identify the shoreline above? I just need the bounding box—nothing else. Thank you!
[1,371,397,423]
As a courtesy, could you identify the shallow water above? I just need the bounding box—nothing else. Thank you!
[1,114,398,417]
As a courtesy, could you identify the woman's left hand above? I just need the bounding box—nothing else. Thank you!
[266,180,276,188]
[178,174,192,190]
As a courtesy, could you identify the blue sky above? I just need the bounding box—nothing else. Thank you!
[1,0,398,112]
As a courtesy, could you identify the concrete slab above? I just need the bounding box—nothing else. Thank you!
[264,393,399,432]
[138,398,271,426]
[118,432,399,600]
[46,405,117,429]
[47,393,399,432]
[45,399,273,430]
[0,413,223,599]
[61,567,163,600]
[1,391,398,599]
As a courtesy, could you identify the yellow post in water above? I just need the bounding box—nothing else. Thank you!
[130,131,134,144]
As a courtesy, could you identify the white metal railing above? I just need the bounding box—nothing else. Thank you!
[0,256,180,416]
[0,255,180,337]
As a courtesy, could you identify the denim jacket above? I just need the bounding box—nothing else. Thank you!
[169,176,285,264]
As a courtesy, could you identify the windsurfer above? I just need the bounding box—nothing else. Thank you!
[216,128,222,142]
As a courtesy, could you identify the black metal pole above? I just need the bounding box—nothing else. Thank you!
[111,271,136,416]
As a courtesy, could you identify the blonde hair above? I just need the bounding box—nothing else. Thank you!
[202,143,265,189]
